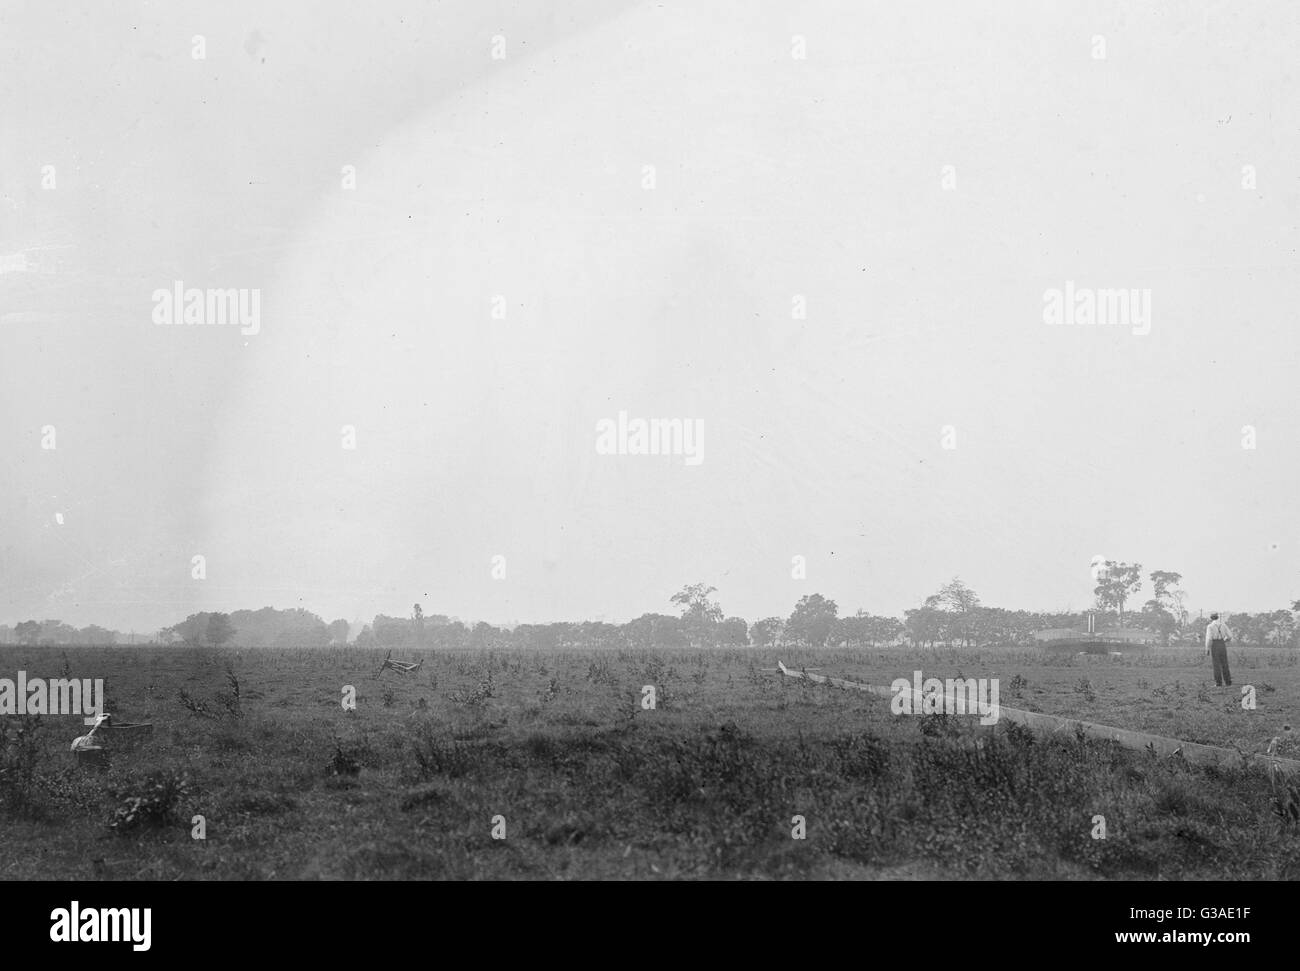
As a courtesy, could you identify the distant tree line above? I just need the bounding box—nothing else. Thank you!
[0,619,152,646]
[157,608,350,648]
[4,567,1300,649]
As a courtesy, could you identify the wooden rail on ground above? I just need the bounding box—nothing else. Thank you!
[776,661,1300,778]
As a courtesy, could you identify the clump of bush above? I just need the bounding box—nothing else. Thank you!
[327,742,361,777]
[107,769,194,834]
[0,715,46,814]
[405,731,486,781]
[178,666,251,721]
[450,671,495,708]
[919,712,960,739]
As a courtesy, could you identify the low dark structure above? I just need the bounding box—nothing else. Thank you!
[1033,627,1155,655]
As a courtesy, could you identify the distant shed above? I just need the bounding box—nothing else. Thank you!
[1033,625,1156,653]
[1033,627,1156,645]
[1033,628,1086,642]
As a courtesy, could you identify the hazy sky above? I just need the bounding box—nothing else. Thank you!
[2,0,1297,633]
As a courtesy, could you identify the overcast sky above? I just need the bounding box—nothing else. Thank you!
[2,0,1297,633]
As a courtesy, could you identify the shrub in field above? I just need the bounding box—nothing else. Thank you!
[538,677,560,705]
[212,723,253,754]
[398,782,448,812]
[522,732,559,762]
[107,769,193,834]
[918,713,960,740]
[827,731,894,780]
[623,722,794,851]
[585,657,614,685]
[216,668,244,718]
[37,766,105,817]
[1003,720,1035,749]
[402,722,495,781]
[327,741,361,777]
[1151,775,1202,816]
[0,715,46,814]
[542,811,605,847]
[178,688,218,719]
[1272,782,1300,830]
[450,670,495,708]
[638,655,666,686]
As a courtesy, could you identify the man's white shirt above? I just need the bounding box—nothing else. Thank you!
[1204,619,1233,649]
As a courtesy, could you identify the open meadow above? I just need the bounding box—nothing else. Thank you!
[3,644,1299,880]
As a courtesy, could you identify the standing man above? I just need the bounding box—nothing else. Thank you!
[1204,612,1234,688]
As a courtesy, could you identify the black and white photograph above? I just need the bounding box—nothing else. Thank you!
[1,0,1294,949]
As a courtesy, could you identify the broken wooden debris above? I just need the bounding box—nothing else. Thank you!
[70,713,153,768]
[378,650,424,677]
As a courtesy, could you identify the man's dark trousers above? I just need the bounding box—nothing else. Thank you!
[1210,639,1232,687]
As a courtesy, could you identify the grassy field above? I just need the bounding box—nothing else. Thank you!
[2,644,1299,880]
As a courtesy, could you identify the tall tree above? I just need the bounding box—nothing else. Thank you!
[621,613,686,651]
[786,593,839,647]
[206,613,237,647]
[1093,560,1143,627]
[934,577,981,614]
[927,577,982,646]
[749,616,784,649]
[904,606,943,648]
[719,616,749,647]
[836,611,872,649]
[670,583,723,647]
[163,613,210,647]
[1267,609,1295,648]
[1138,600,1177,645]
[37,620,78,645]
[1149,571,1187,628]
[870,616,904,646]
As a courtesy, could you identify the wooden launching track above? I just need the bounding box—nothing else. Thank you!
[776,661,1300,778]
